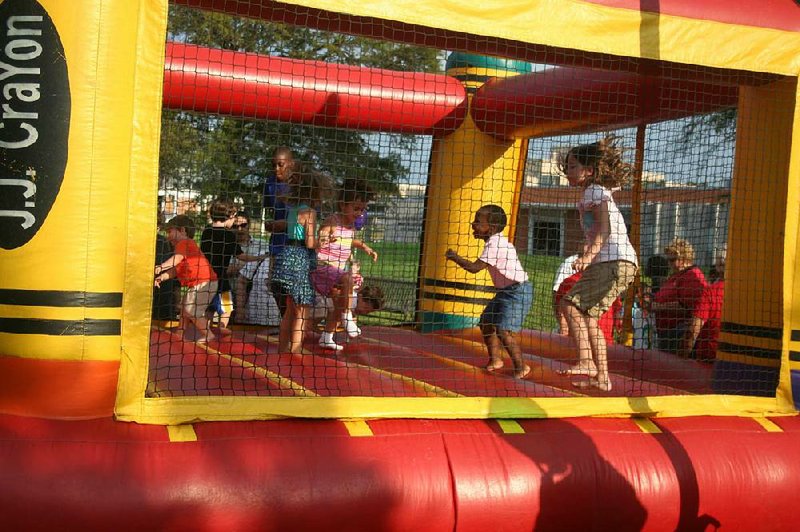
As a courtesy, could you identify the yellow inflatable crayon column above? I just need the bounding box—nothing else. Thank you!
[713,77,796,398]
[417,53,530,332]
[0,0,168,418]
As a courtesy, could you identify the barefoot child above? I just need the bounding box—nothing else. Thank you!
[311,179,378,351]
[154,215,218,343]
[270,169,333,353]
[556,135,638,392]
[445,204,533,379]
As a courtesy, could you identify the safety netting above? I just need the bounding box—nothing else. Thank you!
[148,1,783,403]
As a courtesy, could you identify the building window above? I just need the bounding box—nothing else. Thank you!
[530,219,562,256]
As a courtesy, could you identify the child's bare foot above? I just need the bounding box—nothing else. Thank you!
[218,327,233,336]
[485,358,504,372]
[572,377,612,392]
[196,332,216,345]
[514,364,531,379]
[557,362,598,377]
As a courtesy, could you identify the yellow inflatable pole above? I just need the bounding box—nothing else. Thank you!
[0,0,168,418]
[417,53,530,332]
[713,78,795,398]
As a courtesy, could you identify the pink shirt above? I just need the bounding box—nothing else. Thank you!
[479,233,529,289]
[317,215,354,271]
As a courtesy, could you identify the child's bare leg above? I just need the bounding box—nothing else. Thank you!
[558,300,598,377]
[480,322,504,371]
[218,312,233,334]
[585,316,612,391]
[290,304,310,354]
[278,299,294,353]
[325,284,348,334]
[193,316,215,343]
[499,330,530,379]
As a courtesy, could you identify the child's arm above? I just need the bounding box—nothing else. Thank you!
[154,267,176,287]
[300,208,317,249]
[353,239,378,262]
[318,220,334,248]
[445,249,488,274]
[264,219,287,234]
[235,252,268,263]
[155,253,185,276]
[574,201,610,272]
[679,316,705,358]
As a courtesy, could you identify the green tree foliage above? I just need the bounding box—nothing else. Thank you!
[680,109,736,149]
[160,5,442,216]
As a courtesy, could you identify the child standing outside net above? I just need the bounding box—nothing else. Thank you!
[270,169,333,353]
[556,135,638,392]
[445,204,533,379]
[154,215,218,343]
[311,179,378,351]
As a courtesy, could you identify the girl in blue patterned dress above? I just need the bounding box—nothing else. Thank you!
[270,170,333,353]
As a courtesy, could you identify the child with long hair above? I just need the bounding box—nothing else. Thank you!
[270,168,333,353]
[556,135,638,392]
[311,179,378,351]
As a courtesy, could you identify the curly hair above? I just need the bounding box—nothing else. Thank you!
[477,204,508,233]
[558,134,633,188]
[208,197,237,222]
[338,178,375,204]
[284,167,335,208]
[664,238,696,264]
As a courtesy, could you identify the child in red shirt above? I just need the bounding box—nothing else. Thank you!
[155,215,218,343]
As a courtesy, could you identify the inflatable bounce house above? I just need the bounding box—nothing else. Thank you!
[3,0,800,529]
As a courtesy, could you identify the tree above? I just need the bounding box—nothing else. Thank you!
[679,109,736,150]
[160,5,442,217]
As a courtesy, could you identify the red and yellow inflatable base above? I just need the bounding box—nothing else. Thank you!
[1,413,798,530]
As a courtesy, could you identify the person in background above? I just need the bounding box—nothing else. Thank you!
[552,254,579,335]
[445,204,533,379]
[154,215,218,343]
[263,146,297,316]
[152,211,178,321]
[228,212,269,324]
[681,246,726,360]
[651,238,707,354]
[200,199,265,334]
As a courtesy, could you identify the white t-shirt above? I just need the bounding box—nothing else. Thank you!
[240,258,281,326]
[579,184,638,266]
[479,233,529,289]
[553,254,579,292]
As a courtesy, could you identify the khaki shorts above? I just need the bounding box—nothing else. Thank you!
[564,261,637,319]
[183,280,218,319]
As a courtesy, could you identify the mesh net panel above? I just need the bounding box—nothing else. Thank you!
[149,2,782,402]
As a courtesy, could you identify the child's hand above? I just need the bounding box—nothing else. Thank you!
[154,265,162,276]
[445,249,458,261]
[573,255,590,272]
[364,246,378,262]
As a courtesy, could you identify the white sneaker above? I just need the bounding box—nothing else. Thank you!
[319,336,344,351]
[346,322,361,338]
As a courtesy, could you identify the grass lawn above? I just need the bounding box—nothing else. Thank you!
[355,242,563,332]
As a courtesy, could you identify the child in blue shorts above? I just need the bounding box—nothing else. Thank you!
[445,204,533,379]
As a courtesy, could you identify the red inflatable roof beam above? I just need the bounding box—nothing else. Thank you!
[470,67,738,139]
[163,42,467,135]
